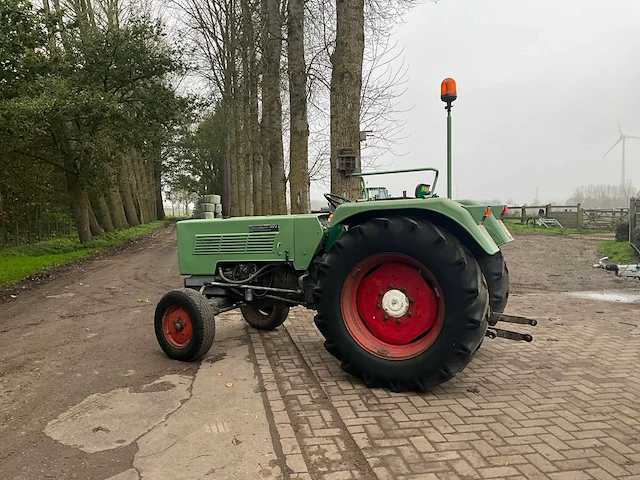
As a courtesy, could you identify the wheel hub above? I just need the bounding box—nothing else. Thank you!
[162,306,193,348]
[381,289,409,318]
[354,260,439,346]
[173,319,185,332]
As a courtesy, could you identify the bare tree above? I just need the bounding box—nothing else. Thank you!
[568,183,636,208]
[287,0,310,213]
[305,0,422,197]
[329,0,365,198]
[261,0,287,214]
[172,0,428,212]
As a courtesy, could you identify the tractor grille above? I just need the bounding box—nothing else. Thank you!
[193,233,276,255]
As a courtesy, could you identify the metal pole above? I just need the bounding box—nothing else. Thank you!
[622,137,626,186]
[446,104,452,198]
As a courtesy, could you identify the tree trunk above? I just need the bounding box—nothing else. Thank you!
[152,152,165,220]
[118,158,141,227]
[221,153,231,218]
[287,0,310,214]
[229,114,244,217]
[243,0,262,216]
[155,181,165,220]
[108,187,128,229]
[146,157,158,220]
[228,141,239,217]
[104,163,128,229]
[65,171,92,243]
[134,154,151,222]
[262,159,272,215]
[253,155,263,216]
[262,0,287,214]
[86,194,103,237]
[95,194,115,232]
[234,120,246,217]
[244,154,254,215]
[240,0,256,216]
[330,0,365,199]
[131,153,149,223]
[261,112,272,215]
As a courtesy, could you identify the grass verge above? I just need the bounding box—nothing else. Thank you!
[597,240,637,264]
[0,221,165,288]
[503,219,602,236]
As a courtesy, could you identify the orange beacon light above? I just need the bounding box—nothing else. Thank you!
[440,78,457,104]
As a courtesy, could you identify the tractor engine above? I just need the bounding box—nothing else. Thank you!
[214,262,308,307]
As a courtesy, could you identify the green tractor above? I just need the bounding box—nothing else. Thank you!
[155,167,535,392]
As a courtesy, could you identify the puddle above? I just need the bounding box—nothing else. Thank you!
[566,291,640,304]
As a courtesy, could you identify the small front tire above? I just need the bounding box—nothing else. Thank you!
[155,289,215,361]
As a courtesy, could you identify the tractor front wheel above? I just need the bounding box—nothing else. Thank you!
[313,216,489,392]
[155,289,216,361]
[240,304,289,331]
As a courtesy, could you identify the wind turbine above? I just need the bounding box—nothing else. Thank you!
[603,122,640,186]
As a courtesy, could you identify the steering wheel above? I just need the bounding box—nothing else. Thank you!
[324,193,351,211]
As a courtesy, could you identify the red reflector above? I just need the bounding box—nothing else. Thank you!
[484,207,492,217]
[502,206,508,215]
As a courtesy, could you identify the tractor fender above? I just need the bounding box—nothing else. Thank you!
[457,199,513,247]
[328,199,500,258]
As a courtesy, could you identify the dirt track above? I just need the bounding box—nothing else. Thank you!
[0,226,195,478]
[501,233,638,293]
[0,226,281,480]
[1,227,638,479]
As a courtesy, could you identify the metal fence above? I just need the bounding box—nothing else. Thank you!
[506,204,629,229]
[630,198,639,256]
[1,216,75,248]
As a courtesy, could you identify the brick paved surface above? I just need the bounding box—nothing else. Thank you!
[250,293,640,479]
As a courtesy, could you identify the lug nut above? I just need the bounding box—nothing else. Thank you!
[409,298,415,303]
[389,283,394,289]
[407,311,413,317]
[401,286,407,293]
[378,291,383,296]
[395,318,402,324]
[376,303,381,309]
[383,314,389,320]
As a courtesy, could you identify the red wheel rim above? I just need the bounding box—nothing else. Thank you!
[161,305,193,348]
[340,253,444,360]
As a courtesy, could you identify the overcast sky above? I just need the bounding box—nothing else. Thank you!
[312,0,640,204]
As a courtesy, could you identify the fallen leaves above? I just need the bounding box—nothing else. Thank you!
[216,372,223,376]
[231,436,241,445]
[137,298,150,303]
[225,382,233,388]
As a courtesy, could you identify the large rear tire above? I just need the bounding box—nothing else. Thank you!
[313,216,489,392]
[155,289,215,361]
[478,251,510,315]
[240,304,289,331]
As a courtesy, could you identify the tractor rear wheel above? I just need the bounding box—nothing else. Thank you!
[478,251,510,315]
[155,289,215,361]
[313,216,489,392]
[240,304,289,331]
